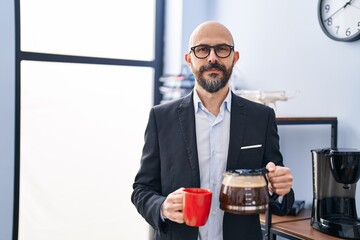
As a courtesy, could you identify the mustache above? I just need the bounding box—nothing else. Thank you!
[199,63,226,73]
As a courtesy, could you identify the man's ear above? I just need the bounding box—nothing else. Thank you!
[232,51,240,66]
[184,53,191,65]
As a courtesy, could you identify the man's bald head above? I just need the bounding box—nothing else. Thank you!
[188,21,234,49]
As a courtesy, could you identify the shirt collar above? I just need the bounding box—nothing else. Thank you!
[193,88,232,113]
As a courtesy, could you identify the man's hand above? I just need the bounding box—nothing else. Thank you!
[266,162,293,196]
[161,187,185,224]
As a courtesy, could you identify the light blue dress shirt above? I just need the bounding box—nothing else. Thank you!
[193,89,231,240]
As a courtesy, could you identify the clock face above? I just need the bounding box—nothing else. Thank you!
[318,0,360,42]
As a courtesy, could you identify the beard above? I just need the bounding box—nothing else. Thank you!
[193,62,233,93]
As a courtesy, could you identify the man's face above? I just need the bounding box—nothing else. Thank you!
[185,24,239,94]
[192,56,233,93]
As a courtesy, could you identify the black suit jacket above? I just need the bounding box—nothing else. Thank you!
[131,91,294,240]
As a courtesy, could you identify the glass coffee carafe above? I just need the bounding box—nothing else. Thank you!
[220,168,269,214]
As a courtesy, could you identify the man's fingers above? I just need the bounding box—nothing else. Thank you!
[266,165,293,196]
[266,162,276,172]
[162,187,185,222]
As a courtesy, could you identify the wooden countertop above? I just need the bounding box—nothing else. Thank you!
[259,207,311,225]
[260,208,343,240]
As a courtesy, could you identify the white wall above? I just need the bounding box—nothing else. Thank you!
[163,0,214,75]
[0,0,15,239]
[174,0,360,208]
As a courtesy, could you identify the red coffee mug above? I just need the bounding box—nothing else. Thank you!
[183,188,212,227]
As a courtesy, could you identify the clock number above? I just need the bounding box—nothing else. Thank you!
[335,26,340,34]
[324,4,330,13]
[327,17,332,26]
[346,28,351,36]
[345,28,351,36]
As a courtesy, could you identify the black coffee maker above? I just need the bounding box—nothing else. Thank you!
[311,148,360,239]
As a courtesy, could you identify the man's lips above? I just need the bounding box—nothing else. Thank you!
[203,69,223,78]
[205,68,221,72]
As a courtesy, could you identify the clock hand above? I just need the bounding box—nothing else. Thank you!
[345,0,353,7]
[324,0,353,22]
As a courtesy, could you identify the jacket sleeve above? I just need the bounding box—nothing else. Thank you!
[269,189,295,216]
[266,108,295,215]
[130,108,168,233]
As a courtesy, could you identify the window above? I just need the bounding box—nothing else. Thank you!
[14,1,164,239]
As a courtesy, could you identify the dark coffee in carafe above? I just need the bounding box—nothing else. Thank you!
[220,169,269,214]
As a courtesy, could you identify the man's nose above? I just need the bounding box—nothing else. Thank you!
[207,48,218,63]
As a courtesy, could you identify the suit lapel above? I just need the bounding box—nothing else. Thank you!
[226,92,247,170]
[177,92,200,187]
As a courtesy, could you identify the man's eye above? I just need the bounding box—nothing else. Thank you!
[217,46,227,51]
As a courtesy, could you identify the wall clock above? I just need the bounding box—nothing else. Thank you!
[318,0,360,42]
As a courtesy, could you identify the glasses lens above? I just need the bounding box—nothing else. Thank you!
[215,45,232,58]
[193,45,210,59]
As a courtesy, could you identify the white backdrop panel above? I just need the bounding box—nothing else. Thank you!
[19,60,153,240]
[20,0,156,60]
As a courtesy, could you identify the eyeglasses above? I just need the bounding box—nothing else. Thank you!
[190,44,234,59]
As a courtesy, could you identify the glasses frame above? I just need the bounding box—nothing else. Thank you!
[190,44,234,59]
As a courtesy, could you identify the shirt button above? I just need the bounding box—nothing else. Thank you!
[212,210,217,215]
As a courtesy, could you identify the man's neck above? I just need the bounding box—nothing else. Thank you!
[195,85,230,116]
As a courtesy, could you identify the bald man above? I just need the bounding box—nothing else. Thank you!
[131,21,294,240]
